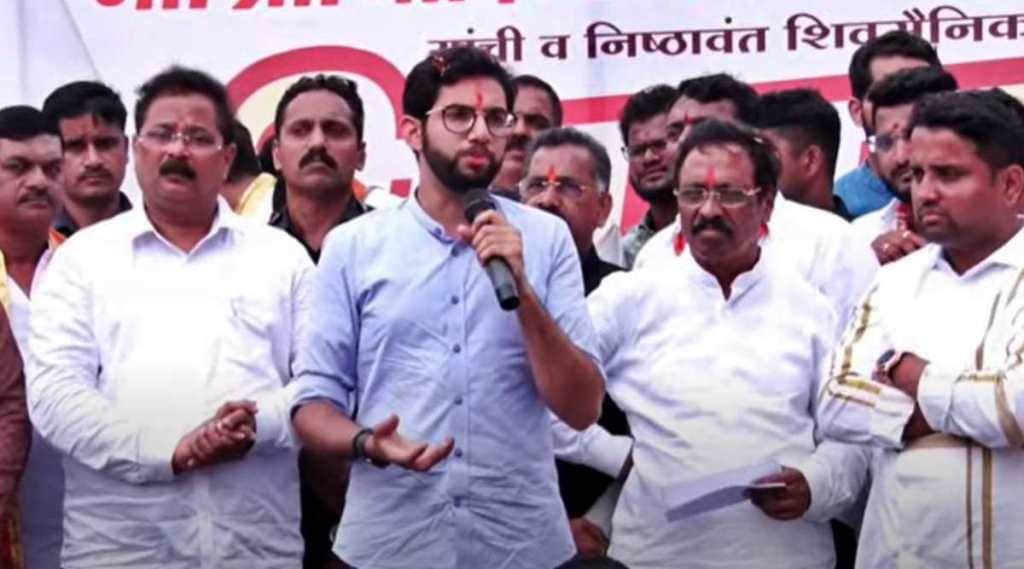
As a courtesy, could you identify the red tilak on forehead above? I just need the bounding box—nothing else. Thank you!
[704,166,718,188]
[474,89,484,111]
[546,164,558,184]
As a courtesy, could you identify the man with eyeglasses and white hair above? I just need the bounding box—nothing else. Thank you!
[26,66,312,568]
[290,46,604,569]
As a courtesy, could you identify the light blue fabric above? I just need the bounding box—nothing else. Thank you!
[293,192,599,569]
[834,163,895,218]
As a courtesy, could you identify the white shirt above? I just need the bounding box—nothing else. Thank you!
[633,194,879,329]
[26,202,312,569]
[565,243,868,569]
[850,198,902,249]
[6,249,64,569]
[817,228,1024,569]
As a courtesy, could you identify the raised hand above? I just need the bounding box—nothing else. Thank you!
[363,414,455,472]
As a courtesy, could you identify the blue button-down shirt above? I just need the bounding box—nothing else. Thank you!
[293,193,600,569]
[834,163,896,219]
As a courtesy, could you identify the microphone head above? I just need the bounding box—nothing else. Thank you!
[464,188,496,223]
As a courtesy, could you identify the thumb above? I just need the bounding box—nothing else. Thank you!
[455,224,474,242]
[374,414,400,438]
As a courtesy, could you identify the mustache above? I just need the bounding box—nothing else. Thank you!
[159,159,196,180]
[299,148,337,170]
[692,217,732,236]
[17,189,56,206]
[79,166,113,182]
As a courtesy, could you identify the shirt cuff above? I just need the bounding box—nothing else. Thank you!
[584,430,633,478]
[290,373,352,418]
[916,364,954,435]
[870,384,917,448]
[793,454,831,522]
[253,388,295,451]
[136,424,182,484]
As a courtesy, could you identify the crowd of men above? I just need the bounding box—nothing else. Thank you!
[1,29,1023,569]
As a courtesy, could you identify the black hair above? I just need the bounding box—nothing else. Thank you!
[909,90,1024,171]
[227,119,262,183]
[258,136,277,175]
[982,88,1024,128]
[41,80,127,135]
[514,74,563,127]
[526,127,612,192]
[676,73,759,125]
[618,84,678,146]
[848,30,941,100]
[675,118,780,193]
[274,74,366,141]
[0,105,61,142]
[403,45,515,119]
[754,88,841,178]
[867,66,958,126]
[134,65,235,144]
[555,556,630,569]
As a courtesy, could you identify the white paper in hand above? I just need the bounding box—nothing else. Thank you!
[664,461,785,522]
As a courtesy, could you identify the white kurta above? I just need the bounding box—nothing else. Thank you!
[850,198,901,249]
[27,203,311,569]
[817,227,1024,569]
[633,194,879,330]
[574,243,867,569]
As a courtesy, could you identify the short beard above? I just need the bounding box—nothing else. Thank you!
[634,179,675,206]
[422,128,500,195]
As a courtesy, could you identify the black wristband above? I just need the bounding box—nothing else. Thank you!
[352,427,387,468]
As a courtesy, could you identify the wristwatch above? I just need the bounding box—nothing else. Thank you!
[873,349,906,385]
[352,427,388,468]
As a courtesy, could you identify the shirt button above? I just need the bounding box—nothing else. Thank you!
[450,295,459,305]
[454,448,464,458]
[454,497,463,508]
[450,248,458,257]
[454,396,464,405]
[453,344,462,354]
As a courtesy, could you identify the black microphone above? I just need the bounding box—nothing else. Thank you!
[464,188,520,311]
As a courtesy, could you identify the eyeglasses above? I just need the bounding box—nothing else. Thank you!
[137,128,223,154]
[425,104,516,137]
[520,177,592,200]
[622,138,671,160]
[866,132,908,154]
[675,185,762,207]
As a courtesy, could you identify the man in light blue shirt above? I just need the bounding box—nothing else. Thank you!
[291,46,605,569]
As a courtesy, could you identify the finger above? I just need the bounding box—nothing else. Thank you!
[455,223,475,242]
[410,437,455,471]
[752,472,788,485]
[373,415,400,438]
[907,231,928,247]
[471,210,505,233]
[892,237,920,255]
[584,523,609,549]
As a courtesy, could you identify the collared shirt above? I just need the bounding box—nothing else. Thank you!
[27,202,312,569]
[834,163,896,219]
[634,194,879,330]
[572,243,867,569]
[817,227,1024,569]
[269,183,368,263]
[5,248,63,569]
[53,192,133,238]
[292,193,599,569]
[620,209,660,269]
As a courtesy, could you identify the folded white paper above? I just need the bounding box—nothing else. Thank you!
[665,461,785,521]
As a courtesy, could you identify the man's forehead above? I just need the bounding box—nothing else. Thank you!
[874,103,914,132]
[669,97,737,122]
[436,78,507,107]
[283,89,355,124]
[909,126,979,160]
[680,145,754,179]
[527,145,593,177]
[143,93,220,126]
[59,114,123,137]
[868,56,931,84]
[514,86,555,117]
[0,135,62,159]
[628,113,668,140]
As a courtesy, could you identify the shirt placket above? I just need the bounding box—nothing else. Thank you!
[444,239,473,565]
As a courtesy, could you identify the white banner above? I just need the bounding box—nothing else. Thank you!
[7,0,1024,229]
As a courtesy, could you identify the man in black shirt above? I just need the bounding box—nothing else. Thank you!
[520,127,628,559]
